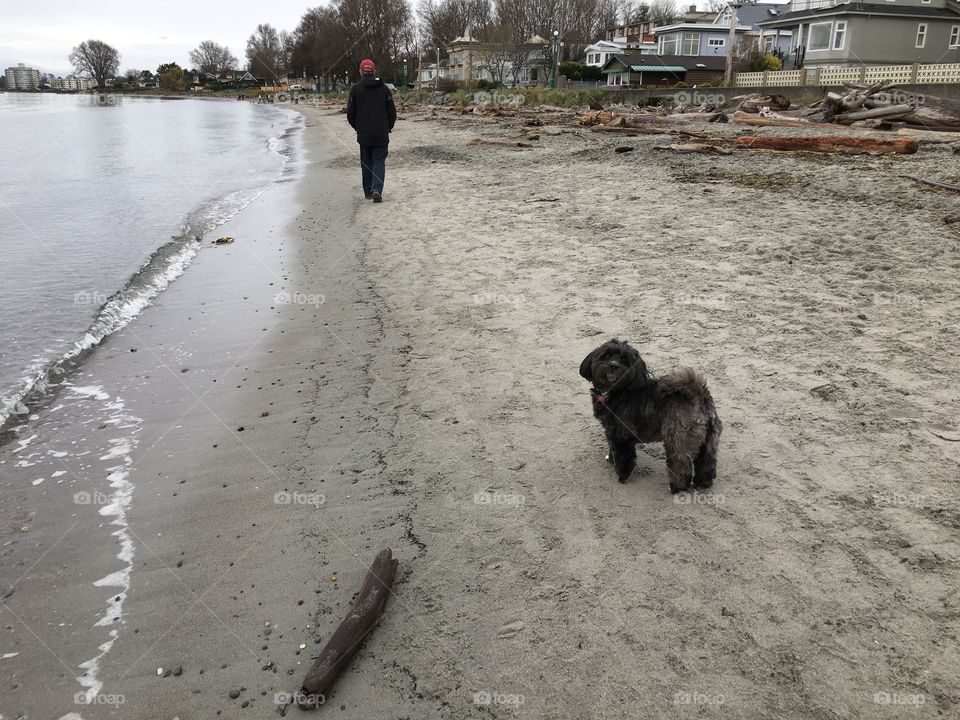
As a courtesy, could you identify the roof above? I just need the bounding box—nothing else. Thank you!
[654,22,752,33]
[758,1,960,25]
[600,54,689,73]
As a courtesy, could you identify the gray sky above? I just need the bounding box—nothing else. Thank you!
[1,0,311,76]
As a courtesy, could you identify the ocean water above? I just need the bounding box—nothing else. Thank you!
[0,93,301,428]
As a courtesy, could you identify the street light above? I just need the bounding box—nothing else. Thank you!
[436,47,441,90]
[550,30,560,89]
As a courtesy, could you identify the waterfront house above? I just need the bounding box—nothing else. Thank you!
[756,0,960,67]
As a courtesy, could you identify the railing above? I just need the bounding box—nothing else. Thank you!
[735,62,960,87]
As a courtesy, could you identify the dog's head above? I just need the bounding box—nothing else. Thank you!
[579,338,650,392]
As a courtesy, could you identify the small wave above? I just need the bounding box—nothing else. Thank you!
[0,187,264,432]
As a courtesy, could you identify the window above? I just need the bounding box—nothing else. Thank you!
[681,33,701,55]
[707,37,725,47]
[950,25,959,47]
[916,23,927,48]
[808,22,831,50]
[658,35,679,54]
[833,20,846,49]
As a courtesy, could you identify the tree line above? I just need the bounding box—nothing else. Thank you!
[69,0,684,89]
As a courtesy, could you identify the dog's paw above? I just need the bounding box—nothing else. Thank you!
[605,452,613,464]
[669,483,682,494]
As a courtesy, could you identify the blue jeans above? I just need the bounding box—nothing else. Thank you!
[359,145,388,196]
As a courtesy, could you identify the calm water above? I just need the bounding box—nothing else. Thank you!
[0,93,300,427]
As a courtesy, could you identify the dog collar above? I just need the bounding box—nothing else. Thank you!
[591,387,609,404]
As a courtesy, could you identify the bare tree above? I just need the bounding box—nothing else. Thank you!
[246,24,286,81]
[189,40,238,74]
[648,0,677,25]
[475,24,515,84]
[68,40,120,88]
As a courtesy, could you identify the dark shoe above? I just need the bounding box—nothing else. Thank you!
[364,194,373,199]
[372,191,382,203]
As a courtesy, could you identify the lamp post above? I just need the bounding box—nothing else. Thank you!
[550,30,560,88]
[436,47,441,90]
[403,61,408,93]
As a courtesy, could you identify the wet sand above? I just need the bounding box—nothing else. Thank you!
[1,98,959,719]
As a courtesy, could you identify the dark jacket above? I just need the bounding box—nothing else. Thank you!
[346,76,396,146]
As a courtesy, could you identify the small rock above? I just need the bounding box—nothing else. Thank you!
[857,313,867,320]
[173,665,183,676]
[721,607,736,617]
[614,146,634,153]
[229,689,241,699]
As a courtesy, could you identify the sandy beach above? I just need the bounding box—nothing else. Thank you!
[1,97,959,719]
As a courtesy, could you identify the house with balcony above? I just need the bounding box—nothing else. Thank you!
[652,22,754,59]
[757,0,960,68]
[446,35,550,87]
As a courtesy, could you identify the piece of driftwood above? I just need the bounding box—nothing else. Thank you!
[732,111,837,130]
[834,103,914,124]
[299,548,398,707]
[653,143,733,155]
[735,135,919,155]
[900,175,960,193]
[737,93,791,113]
[467,138,535,149]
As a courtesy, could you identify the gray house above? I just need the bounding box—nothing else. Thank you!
[757,0,960,67]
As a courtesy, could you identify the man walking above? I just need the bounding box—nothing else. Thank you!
[346,59,396,203]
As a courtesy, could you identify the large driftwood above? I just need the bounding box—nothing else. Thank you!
[732,111,838,130]
[299,548,398,707]
[735,135,919,155]
[834,104,914,124]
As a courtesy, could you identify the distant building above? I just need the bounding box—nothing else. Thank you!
[45,75,98,91]
[446,35,551,87]
[5,63,40,91]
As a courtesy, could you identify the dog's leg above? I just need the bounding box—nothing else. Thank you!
[605,439,615,464]
[611,441,636,483]
[664,438,694,494]
[693,415,721,489]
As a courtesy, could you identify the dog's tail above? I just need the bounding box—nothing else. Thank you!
[694,403,722,488]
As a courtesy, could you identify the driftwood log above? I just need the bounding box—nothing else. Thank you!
[834,103,915,124]
[653,143,733,155]
[735,135,919,155]
[298,548,398,708]
[737,93,791,113]
[467,138,536,149]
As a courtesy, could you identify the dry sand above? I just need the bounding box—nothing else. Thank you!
[298,103,960,718]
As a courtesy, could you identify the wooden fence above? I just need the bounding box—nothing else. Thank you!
[735,63,960,87]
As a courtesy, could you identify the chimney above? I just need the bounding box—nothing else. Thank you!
[689,4,696,11]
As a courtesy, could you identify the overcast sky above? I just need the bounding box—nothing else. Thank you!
[1,0,312,75]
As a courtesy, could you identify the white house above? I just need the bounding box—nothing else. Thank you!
[584,39,657,67]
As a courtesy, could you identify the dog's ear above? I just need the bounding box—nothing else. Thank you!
[579,349,595,380]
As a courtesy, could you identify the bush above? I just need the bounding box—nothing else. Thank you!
[673,81,689,88]
[582,65,603,82]
[474,79,502,90]
[559,61,586,81]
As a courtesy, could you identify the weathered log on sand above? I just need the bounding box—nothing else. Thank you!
[732,111,834,130]
[834,104,914,124]
[735,135,919,155]
[467,138,536,149]
[299,549,398,707]
[653,143,733,155]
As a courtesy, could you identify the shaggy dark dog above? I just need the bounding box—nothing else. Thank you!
[579,339,722,493]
